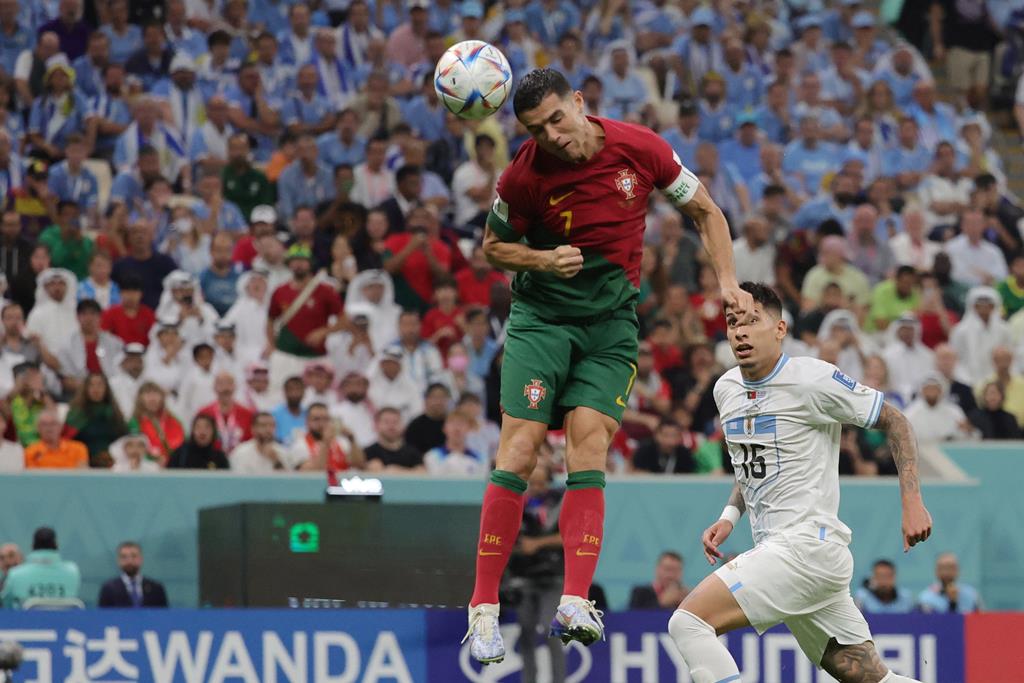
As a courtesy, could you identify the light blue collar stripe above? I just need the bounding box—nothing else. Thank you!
[743,353,789,387]
[714,676,742,683]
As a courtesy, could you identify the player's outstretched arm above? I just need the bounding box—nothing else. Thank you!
[482,225,583,278]
[701,483,745,565]
[674,185,754,316]
[874,402,933,552]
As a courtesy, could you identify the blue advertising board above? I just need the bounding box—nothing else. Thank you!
[0,609,963,683]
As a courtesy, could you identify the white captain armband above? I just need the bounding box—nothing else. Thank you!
[719,505,742,526]
[491,195,509,222]
[662,164,701,206]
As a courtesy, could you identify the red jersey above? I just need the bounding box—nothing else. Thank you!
[101,304,156,346]
[422,305,463,359]
[268,280,343,357]
[383,234,452,307]
[198,402,254,453]
[455,268,509,307]
[232,236,258,267]
[487,117,698,321]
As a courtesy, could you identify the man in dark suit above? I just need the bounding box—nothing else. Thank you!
[97,541,169,607]
[632,420,697,474]
[628,550,689,610]
[377,165,423,234]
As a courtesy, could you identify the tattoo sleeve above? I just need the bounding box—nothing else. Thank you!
[821,639,889,682]
[726,482,746,515]
[875,402,922,499]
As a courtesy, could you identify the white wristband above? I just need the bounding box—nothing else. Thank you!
[719,505,741,526]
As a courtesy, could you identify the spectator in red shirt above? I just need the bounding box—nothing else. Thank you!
[689,263,727,341]
[101,274,155,347]
[421,279,463,360]
[455,244,508,308]
[382,205,452,312]
[198,372,254,454]
[267,244,346,390]
[232,205,278,268]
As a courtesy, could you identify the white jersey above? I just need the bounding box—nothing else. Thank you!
[714,354,884,546]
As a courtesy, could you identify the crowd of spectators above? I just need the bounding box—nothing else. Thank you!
[0,0,1019,482]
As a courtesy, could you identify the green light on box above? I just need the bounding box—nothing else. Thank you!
[289,522,320,553]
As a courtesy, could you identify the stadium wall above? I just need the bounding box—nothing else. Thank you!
[0,462,991,610]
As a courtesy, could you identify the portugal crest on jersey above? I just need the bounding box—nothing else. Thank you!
[524,379,547,409]
[615,168,638,199]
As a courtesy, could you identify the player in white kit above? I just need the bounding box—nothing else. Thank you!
[668,283,933,683]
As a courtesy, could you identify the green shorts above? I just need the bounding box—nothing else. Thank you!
[500,303,640,428]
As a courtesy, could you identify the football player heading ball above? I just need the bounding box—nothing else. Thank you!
[463,67,754,663]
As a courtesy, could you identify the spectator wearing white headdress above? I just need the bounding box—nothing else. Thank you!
[154,270,219,348]
[903,373,976,446]
[222,270,270,366]
[950,287,1013,387]
[25,268,79,354]
[109,434,161,473]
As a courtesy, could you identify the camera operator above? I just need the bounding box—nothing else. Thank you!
[504,460,566,683]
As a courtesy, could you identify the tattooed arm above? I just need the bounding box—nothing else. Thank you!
[874,402,933,551]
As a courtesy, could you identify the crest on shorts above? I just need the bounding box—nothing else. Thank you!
[614,168,638,199]
[523,379,547,409]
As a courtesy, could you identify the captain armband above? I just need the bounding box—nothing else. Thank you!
[662,165,701,207]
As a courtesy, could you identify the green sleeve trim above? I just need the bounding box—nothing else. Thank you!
[486,210,522,243]
[490,469,528,493]
[566,469,606,490]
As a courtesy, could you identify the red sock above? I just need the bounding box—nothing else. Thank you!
[560,471,606,598]
[470,473,527,606]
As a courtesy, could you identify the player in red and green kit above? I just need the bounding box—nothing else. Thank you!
[464,68,754,663]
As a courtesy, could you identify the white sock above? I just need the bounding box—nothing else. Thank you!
[668,609,741,683]
[880,672,922,683]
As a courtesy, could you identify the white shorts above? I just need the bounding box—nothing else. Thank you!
[714,530,872,667]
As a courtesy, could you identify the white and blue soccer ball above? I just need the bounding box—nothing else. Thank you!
[433,40,513,120]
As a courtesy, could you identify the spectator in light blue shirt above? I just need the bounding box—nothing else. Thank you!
[696,73,734,143]
[284,64,338,137]
[845,117,885,183]
[883,117,931,192]
[0,3,33,78]
[660,99,700,170]
[87,65,132,157]
[547,32,593,91]
[753,80,793,144]
[792,72,847,141]
[164,0,207,58]
[317,109,367,169]
[464,308,498,383]
[907,80,958,152]
[46,134,98,211]
[782,114,840,197]
[525,0,581,46]
[918,552,982,614]
[98,0,142,65]
[721,38,763,111]
[599,42,649,121]
[277,135,336,219]
[401,74,446,143]
[192,175,248,234]
[71,32,109,100]
[792,172,858,232]
[854,559,916,614]
[272,377,309,446]
[872,43,930,110]
[719,114,761,185]
[28,56,89,160]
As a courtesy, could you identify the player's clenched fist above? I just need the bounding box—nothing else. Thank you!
[546,245,584,278]
[701,519,733,565]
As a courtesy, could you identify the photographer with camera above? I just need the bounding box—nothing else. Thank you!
[503,460,566,683]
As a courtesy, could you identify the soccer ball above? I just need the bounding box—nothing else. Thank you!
[433,40,513,120]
